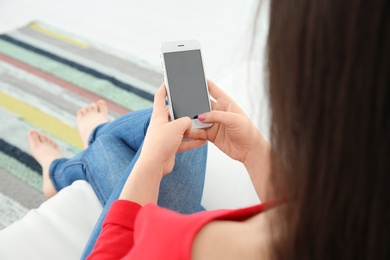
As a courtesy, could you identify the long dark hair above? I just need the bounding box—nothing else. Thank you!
[265,0,389,259]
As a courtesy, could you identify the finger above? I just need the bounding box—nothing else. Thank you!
[207,80,230,101]
[184,129,208,140]
[152,84,168,120]
[171,116,192,133]
[177,139,207,152]
[208,80,246,115]
[210,99,217,110]
[165,107,172,121]
[199,110,241,127]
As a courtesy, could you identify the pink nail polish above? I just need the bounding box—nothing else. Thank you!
[198,114,206,121]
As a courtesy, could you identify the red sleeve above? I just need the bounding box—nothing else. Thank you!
[87,200,142,260]
[124,202,277,259]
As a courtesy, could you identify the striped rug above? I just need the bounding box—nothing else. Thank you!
[0,22,161,229]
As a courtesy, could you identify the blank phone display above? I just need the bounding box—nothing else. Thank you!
[164,50,210,119]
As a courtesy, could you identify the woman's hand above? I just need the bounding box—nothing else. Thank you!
[187,81,272,201]
[187,80,264,165]
[119,84,206,205]
[140,84,206,176]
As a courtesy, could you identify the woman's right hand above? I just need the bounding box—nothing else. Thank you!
[188,81,265,166]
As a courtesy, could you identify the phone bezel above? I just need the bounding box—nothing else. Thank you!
[160,39,213,129]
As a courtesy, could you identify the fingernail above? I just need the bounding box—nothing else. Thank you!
[198,114,206,121]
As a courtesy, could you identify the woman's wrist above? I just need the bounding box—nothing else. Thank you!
[243,134,272,202]
[119,156,164,205]
[137,154,165,178]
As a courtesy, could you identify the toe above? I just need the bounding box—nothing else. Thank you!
[28,130,39,147]
[81,106,90,114]
[49,137,58,148]
[97,100,108,114]
[37,132,44,143]
[77,110,84,118]
[28,130,38,139]
[88,103,97,111]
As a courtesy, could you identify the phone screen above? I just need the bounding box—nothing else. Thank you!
[164,50,210,119]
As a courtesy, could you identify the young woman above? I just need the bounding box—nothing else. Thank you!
[29,0,389,259]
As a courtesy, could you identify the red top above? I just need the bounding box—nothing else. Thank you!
[88,200,273,259]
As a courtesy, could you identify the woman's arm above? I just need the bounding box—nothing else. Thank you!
[87,201,142,259]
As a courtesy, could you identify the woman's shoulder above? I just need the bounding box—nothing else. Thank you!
[134,202,276,260]
[191,205,277,260]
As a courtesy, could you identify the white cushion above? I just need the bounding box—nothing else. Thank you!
[202,143,260,209]
[0,180,102,260]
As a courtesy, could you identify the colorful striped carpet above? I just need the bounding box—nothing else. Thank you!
[0,22,161,229]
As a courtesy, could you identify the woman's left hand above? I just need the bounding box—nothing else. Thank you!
[140,84,206,176]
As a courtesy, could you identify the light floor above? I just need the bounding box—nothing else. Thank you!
[0,0,269,209]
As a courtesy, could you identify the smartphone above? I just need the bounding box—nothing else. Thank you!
[160,39,212,129]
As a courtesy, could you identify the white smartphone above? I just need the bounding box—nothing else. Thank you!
[160,39,213,129]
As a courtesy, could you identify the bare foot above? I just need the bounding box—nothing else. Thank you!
[77,100,108,148]
[28,130,61,198]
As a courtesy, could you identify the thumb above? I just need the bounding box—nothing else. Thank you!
[171,116,192,133]
[198,111,240,128]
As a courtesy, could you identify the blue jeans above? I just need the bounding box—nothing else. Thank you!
[48,108,207,259]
